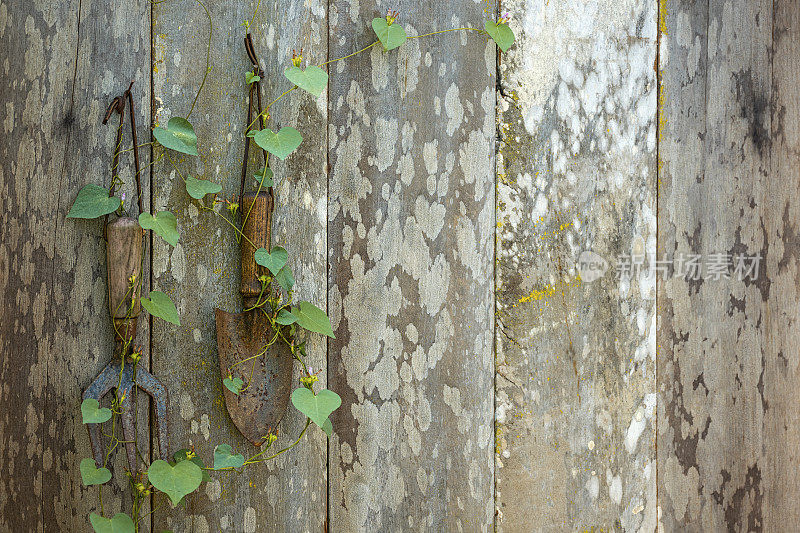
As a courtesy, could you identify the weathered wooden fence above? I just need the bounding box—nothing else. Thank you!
[1,0,798,531]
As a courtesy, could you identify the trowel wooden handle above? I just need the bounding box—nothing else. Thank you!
[240,192,273,302]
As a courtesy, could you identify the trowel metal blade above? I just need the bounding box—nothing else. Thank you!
[215,308,293,445]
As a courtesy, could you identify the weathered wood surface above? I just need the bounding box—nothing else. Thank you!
[327,1,496,530]
[151,0,328,531]
[6,0,800,530]
[0,0,152,530]
[657,0,800,529]
[495,0,658,530]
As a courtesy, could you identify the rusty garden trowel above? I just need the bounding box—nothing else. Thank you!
[214,34,293,445]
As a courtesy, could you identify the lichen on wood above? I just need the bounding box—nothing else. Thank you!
[495,0,658,530]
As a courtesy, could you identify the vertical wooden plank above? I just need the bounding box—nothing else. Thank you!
[763,1,800,525]
[151,0,328,530]
[327,1,495,530]
[658,0,800,529]
[494,0,657,530]
[0,0,151,530]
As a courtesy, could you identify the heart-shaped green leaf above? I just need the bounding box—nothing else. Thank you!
[147,459,203,507]
[141,291,180,325]
[153,117,199,156]
[284,65,329,98]
[254,127,302,160]
[372,18,407,51]
[484,20,515,52]
[291,388,342,430]
[81,398,112,424]
[254,246,288,276]
[275,265,295,291]
[185,175,222,200]
[223,377,244,395]
[139,211,179,247]
[254,167,274,187]
[275,308,297,325]
[89,513,135,533]
[67,184,121,219]
[292,301,334,338]
[213,444,245,470]
[245,71,261,85]
[173,449,211,482]
[80,458,112,486]
[322,418,333,437]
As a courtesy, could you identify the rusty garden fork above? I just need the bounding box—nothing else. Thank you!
[83,81,170,473]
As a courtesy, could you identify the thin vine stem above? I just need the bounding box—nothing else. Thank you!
[164,152,258,249]
[239,155,270,242]
[245,27,481,132]
[243,0,262,32]
[407,27,484,39]
[317,40,378,67]
[115,141,155,154]
[229,329,280,374]
[187,0,213,118]
[245,419,310,464]
[205,207,258,249]
[238,334,278,393]
[244,86,297,133]
[135,500,164,524]
[244,39,379,133]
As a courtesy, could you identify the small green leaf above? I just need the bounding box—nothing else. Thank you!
[275,308,298,325]
[284,65,329,98]
[484,20,515,52]
[372,18,407,51]
[81,398,112,424]
[153,117,199,156]
[245,71,261,85]
[322,418,333,437]
[254,167,274,187]
[147,459,203,507]
[246,129,258,138]
[67,184,121,219]
[274,265,295,291]
[254,246,288,276]
[213,444,245,470]
[173,449,211,482]
[223,377,244,395]
[141,291,180,325]
[185,175,222,200]
[80,458,112,486]
[291,388,342,430]
[292,301,335,338]
[254,127,302,160]
[138,211,179,247]
[89,513,135,533]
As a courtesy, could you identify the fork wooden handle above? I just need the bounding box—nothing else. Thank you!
[106,216,143,347]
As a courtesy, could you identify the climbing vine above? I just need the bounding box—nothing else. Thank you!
[67,5,514,532]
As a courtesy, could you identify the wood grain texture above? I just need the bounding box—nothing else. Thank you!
[0,0,152,530]
[327,2,496,530]
[151,0,328,530]
[657,0,800,529]
[494,0,658,530]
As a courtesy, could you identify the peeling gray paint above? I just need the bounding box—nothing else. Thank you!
[328,0,495,530]
[657,0,800,530]
[495,0,657,530]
